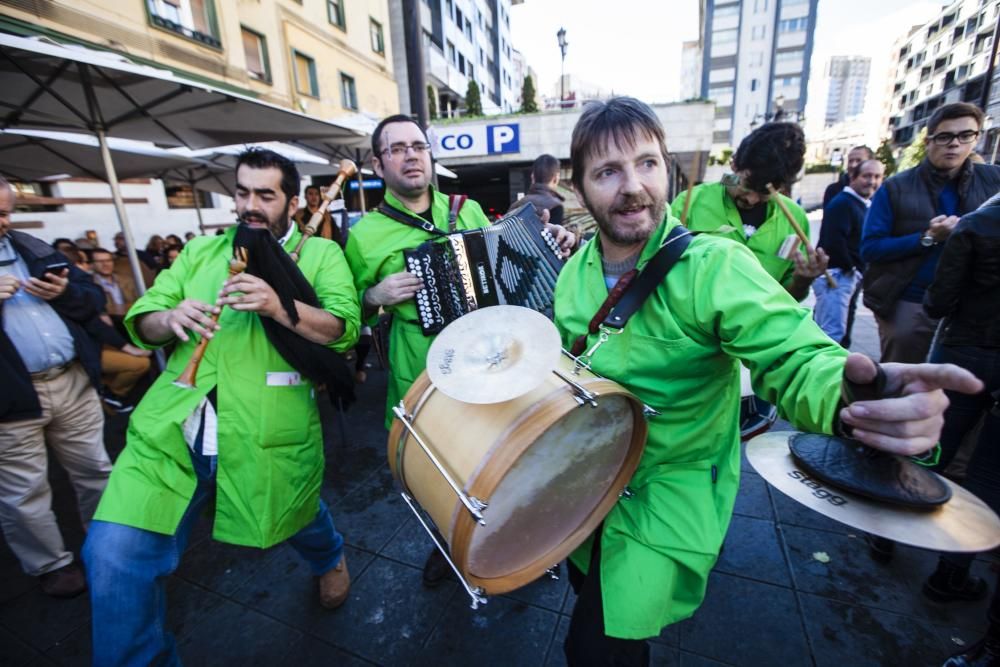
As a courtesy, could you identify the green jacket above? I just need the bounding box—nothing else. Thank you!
[344,189,491,428]
[554,214,847,639]
[671,181,810,291]
[93,227,360,547]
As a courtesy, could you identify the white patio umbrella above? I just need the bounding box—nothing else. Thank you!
[0,129,207,182]
[0,33,364,295]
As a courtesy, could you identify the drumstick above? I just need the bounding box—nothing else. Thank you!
[174,246,248,389]
[290,159,358,261]
[766,183,837,288]
[679,148,702,226]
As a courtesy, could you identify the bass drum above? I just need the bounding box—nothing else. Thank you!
[388,354,647,595]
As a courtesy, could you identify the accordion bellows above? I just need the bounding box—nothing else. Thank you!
[405,203,565,335]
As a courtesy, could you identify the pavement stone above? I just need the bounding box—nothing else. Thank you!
[714,514,791,588]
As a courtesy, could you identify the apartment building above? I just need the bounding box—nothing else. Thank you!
[698,0,818,151]
[886,0,1000,148]
[824,56,870,127]
[389,0,524,118]
[0,0,400,122]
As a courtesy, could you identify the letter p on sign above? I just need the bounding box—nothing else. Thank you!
[487,124,520,154]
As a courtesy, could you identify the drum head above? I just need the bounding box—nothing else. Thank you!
[463,393,637,581]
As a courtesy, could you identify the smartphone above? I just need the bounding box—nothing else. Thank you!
[43,261,70,276]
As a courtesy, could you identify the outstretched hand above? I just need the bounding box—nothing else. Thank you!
[838,353,983,456]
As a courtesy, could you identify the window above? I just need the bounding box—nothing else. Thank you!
[455,7,463,27]
[370,18,384,54]
[750,52,764,66]
[753,0,768,12]
[292,50,318,97]
[464,18,472,40]
[447,40,456,66]
[340,73,358,110]
[468,63,474,82]
[751,78,758,91]
[751,25,766,40]
[241,27,270,82]
[480,47,485,66]
[712,28,738,44]
[445,0,453,20]
[714,4,740,18]
[458,53,465,74]
[147,0,221,48]
[778,17,808,32]
[327,0,345,30]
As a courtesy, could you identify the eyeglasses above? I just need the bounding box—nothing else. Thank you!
[929,130,980,146]
[380,142,432,158]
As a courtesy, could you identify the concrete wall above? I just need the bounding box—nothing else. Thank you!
[432,101,716,167]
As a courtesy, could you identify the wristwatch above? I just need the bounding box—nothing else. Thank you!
[920,233,937,247]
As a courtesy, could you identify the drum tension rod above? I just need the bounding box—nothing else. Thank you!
[552,368,599,407]
[399,492,488,610]
[393,403,488,524]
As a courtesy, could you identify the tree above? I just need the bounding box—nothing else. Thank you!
[427,85,437,121]
[465,79,482,117]
[897,127,927,172]
[875,138,897,177]
[520,75,538,113]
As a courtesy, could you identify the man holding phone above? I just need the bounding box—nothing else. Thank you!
[0,177,111,598]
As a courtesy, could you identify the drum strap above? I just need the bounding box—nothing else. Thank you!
[377,202,450,237]
[570,225,693,356]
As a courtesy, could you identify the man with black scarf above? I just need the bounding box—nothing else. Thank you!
[82,149,361,666]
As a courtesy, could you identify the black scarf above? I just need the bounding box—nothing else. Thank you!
[233,224,355,406]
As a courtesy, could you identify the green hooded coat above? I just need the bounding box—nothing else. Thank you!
[344,188,491,428]
[555,214,847,639]
[671,181,810,291]
[93,227,360,547]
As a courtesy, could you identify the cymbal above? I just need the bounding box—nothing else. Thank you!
[426,305,562,404]
[746,431,1000,553]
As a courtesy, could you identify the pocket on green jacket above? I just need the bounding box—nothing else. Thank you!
[259,384,311,447]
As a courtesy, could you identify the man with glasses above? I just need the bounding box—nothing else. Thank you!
[861,102,1000,365]
[670,122,828,302]
[344,114,573,586]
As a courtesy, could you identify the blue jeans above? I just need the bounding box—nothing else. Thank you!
[82,446,343,667]
[812,267,861,344]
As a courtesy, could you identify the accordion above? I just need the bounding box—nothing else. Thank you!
[404,203,565,335]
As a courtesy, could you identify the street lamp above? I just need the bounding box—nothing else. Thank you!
[557,27,568,108]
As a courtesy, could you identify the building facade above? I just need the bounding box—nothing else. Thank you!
[698,0,819,151]
[824,56,870,127]
[0,0,400,121]
[389,0,524,119]
[886,0,1000,149]
[0,0,400,244]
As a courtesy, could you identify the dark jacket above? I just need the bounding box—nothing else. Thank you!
[510,183,565,226]
[822,172,849,209]
[818,189,866,272]
[862,158,1000,319]
[1,231,106,422]
[924,193,1000,347]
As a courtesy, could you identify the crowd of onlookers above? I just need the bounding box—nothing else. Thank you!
[48,230,200,415]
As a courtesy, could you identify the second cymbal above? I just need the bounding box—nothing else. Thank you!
[426,305,562,404]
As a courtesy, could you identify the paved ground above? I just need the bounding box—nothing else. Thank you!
[1,238,995,666]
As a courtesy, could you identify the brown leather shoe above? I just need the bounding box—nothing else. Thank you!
[318,556,350,609]
[39,562,86,598]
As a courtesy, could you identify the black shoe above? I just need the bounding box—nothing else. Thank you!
[865,534,896,564]
[422,548,455,588]
[943,633,1000,666]
[923,560,988,603]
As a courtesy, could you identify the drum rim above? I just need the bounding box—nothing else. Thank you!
[449,379,648,594]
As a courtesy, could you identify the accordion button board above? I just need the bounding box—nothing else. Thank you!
[404,203,565,336]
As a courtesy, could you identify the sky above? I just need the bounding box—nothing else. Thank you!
[510,0,947,137]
